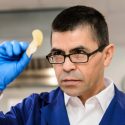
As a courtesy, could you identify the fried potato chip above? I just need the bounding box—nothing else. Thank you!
[26,29,43,57]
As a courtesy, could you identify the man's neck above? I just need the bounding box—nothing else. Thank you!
[78,83,105,105]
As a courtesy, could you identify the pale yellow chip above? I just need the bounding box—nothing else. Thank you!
[26,29,43,57]
[32,29,43,47]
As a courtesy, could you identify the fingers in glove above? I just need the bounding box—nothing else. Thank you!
[11,40,22,56]
[3,41,13,57]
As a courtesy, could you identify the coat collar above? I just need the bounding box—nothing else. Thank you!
[40,87,70,125]
[40,86,125,125]
[99,86,125,125]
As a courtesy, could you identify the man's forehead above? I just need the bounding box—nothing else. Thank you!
[51,26,99,52]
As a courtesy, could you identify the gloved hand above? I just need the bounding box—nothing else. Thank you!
[0,41,31,91]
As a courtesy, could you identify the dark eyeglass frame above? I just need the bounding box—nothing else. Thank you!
[46,44,107,64]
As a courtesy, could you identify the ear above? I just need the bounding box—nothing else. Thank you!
[103,44,115,67]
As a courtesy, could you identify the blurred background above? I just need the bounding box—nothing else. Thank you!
[0,0,125,112]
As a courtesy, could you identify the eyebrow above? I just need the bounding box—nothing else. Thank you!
[50,45,90,54]
[69,46,90,53]
[50,48,65,53]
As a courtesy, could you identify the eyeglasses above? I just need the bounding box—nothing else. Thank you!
[46,45,107,64]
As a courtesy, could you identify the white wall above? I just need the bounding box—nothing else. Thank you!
[105,45,125,90]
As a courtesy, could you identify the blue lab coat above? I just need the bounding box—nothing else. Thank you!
[0,86,125,125]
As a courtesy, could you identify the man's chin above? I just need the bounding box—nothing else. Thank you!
[61,87,80,97]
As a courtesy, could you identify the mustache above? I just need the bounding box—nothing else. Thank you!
[60,71,83,80]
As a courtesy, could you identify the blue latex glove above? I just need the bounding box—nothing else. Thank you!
[0,41,31,90]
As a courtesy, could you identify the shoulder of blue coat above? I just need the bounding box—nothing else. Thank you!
[114,86,125,108]
[26,87,62,104]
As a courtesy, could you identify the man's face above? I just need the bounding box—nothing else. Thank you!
[51,27,106,100]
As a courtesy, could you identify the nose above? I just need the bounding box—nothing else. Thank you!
[62,56,76,72]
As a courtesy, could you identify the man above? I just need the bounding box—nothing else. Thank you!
[0,5,125,125]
